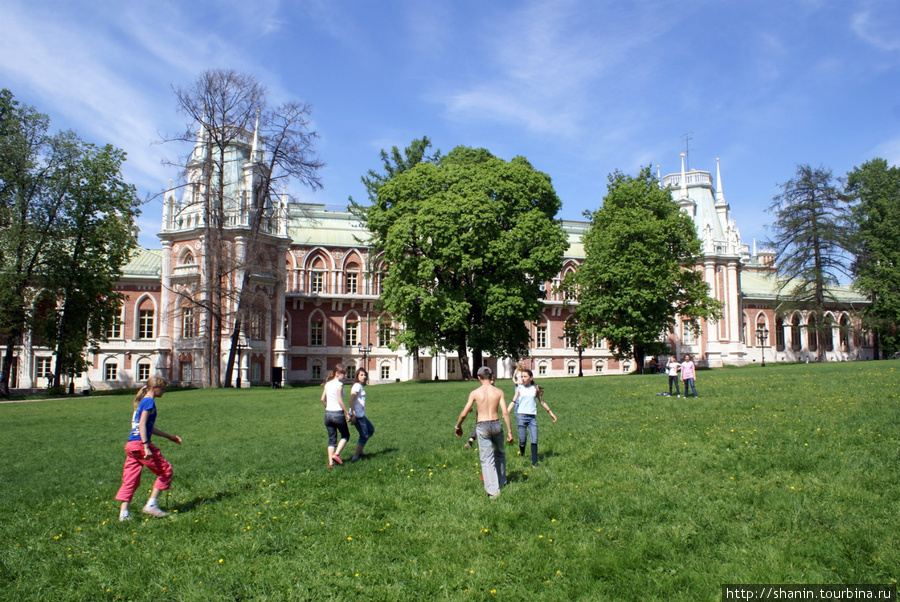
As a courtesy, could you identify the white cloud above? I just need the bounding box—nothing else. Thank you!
[851,3,900,53]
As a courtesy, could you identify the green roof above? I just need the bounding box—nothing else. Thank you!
[122,248,162,278]
[741,269,869,304]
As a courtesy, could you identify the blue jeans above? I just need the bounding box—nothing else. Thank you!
[516,414,538,444]
[475,420,506,496]
[683,378,697,397]
[353,416,375,446]
[668,375,680,396]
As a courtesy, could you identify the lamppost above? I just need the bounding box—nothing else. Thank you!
[235,339,247,388]
[358,342,373,371]
[756,326,769,367]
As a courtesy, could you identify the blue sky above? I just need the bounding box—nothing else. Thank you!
[2,0,899,250]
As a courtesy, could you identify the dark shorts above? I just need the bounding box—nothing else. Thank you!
[325,411,350,446]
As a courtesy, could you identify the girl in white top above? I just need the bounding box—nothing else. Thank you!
[320,364,350,467]
[507,370,557,466]
[349,368,375,461]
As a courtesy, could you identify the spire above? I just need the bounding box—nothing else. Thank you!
[680,153,688,197]
[251,109,262,163]
[715,157,726,205]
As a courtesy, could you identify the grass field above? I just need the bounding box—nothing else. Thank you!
[1,361,898,601]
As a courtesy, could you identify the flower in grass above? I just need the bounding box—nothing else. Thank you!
[347,536,353,541]
[491,590,497,595]
[218,559,224,564]
[482,529,489,534]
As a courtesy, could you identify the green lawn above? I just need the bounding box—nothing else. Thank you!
[1,361,898,601]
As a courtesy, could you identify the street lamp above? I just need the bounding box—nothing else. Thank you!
[358,342,373,371]
[235,339,247,388]
[756,326,769,367]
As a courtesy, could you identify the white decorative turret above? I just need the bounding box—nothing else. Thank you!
[715,158,730,227]
[677,153,695,217]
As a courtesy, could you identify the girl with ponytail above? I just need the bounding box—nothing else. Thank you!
[114,376,182,521]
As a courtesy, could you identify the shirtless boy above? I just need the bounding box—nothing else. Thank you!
[455,366,513,499]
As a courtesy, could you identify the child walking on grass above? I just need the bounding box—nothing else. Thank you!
[321,363,351,467]
[115,377,182,521]
[507,370,556,467]
[349,368,375,461]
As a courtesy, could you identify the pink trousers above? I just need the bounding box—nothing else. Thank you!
[115,440,173,502]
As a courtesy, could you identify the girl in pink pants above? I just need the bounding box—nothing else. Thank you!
[114,377,182,521]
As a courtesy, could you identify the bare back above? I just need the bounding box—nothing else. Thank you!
[469,382,505,422]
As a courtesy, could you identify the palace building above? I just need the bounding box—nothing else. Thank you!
[8,135,873,391]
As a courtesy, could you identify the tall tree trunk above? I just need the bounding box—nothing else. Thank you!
[472,349,483,374]
[457,335,472,380]
[633,346,646,375]
[0,335,20,397]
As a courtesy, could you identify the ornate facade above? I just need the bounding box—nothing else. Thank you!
[8,139,873,391]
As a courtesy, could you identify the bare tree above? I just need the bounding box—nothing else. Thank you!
[169,69,323,387]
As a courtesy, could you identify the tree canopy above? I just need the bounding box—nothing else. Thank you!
[567,167,721,373]
[358,143,568,379]
[766,164,853,360]
[0,89,139,395]
[846,158,900,356]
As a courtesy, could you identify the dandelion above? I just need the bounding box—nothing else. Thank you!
[218,559,224,564]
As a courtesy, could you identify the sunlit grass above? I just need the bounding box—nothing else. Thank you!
[1,361,898,600]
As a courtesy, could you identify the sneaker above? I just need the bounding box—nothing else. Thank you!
[119,512,131,522]
[488,493,500,500]
[332,454,343,466]
[142,504,169,518]
[463,442,472,451]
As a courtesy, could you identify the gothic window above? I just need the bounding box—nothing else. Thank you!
[378,319,393,347]
[775,317,785,351]
[345,319,359,347]
[182,308,194,339]
[250,310,265,340]
[791,314,802,351]
[840,315,851,351]
[346,261,360,294]
[807,314,818,352]
[310,319,324,347]
[138,309,155,339]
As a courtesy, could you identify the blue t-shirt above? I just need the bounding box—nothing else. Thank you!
[127,397,157,442]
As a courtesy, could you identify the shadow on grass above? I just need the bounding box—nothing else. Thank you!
[167,490,236,513]
[354,446,400,459]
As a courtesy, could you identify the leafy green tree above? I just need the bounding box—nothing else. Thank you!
[766,164,853,361]
[1,91,82,395]
[359,145,568,379]
[36,144,139,390]
[567,167,721,374]
[846,158,900,357]
[350,137,440,379]
[0,89,139,395]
